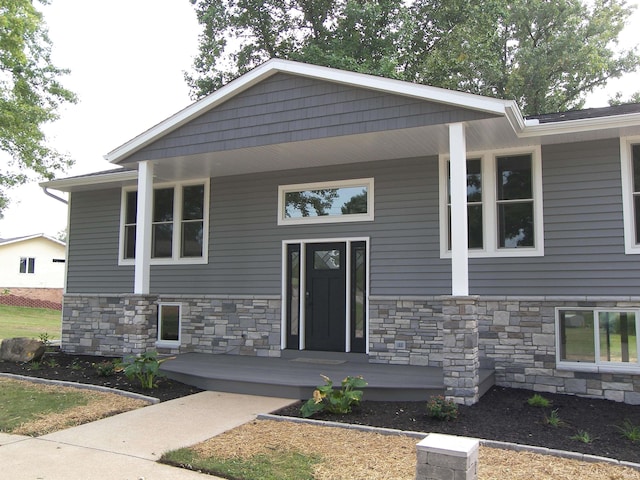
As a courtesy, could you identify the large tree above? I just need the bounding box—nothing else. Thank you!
[0,0,76,215]
[187,0,638,115]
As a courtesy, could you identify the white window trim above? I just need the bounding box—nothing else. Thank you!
[439,146,544,258]
[118,179,210,266]
[280,237,370,354]
[555,307,640,374]
[156,302,181,348]
[621,136,640,254]
[277,178,374,226]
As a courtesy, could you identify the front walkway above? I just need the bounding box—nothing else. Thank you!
[0,391,295,480]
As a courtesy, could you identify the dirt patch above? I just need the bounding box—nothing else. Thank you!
[1,378,149,436]
[184,419,640,480]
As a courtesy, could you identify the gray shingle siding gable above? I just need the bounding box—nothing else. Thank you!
[123,73,498,163]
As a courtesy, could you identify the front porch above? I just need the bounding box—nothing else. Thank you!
[160,351,495,401]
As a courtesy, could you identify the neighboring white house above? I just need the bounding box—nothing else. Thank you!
[0,234,66,307]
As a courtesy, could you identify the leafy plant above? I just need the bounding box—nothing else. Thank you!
[122,351,173,389]
[300,375,367,418]
[544,409,564,428]
[527,394,551,408]
[70,359,83,371]
[44,358,58,368]
[615,420,640,443]
[38,332,51,347]
[93,360,119,377]
[571,430,596,444]
[27,361,41,371]
[426,396,459,421]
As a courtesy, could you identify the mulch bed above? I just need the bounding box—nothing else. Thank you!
[2,349,640,464]
[274,387,640,464]
[0,348,201,402]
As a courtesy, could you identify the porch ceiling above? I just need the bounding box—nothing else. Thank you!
[150,117,531,182]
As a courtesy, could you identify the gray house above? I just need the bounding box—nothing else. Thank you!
[43,59,640,405]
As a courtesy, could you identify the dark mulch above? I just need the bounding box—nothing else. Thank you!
[275,387,640,464]
[3,350,640,464]
[0,348,202,402]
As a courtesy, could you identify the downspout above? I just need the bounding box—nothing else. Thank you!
[42,187,68,205]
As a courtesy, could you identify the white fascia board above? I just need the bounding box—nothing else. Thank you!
[516,112,640,138]
[39,170,138,192]
[105,59,511,165]
[0,234,65,248]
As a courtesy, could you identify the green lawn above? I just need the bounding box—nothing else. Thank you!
[0,305,61,341]
[0,378,89,433]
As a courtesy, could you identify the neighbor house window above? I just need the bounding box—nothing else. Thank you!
[621,138,640,254]
[157,303,181,346]
[277,178,374,225]
[557,308,639,372]
[19,257,35,274]
[119,180,209,265]
[440,147,543,257]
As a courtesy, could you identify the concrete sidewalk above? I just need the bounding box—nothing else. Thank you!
[0,391,296,480]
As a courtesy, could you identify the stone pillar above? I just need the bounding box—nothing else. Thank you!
[122,295,157,355]
[416,433,478,480]
[441,296,480,405]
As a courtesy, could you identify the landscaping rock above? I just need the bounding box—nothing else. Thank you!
[0,337,45,363]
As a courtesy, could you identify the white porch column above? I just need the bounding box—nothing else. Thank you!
[448,123,469,296]
[134,161,154,294]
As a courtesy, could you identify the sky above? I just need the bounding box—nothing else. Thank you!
[0,0,639,239]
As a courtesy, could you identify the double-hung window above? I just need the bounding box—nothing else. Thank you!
[119,180,209,265]
[620,137,640,254]
[557,308,640,372]
[19,257,35,274]
[440,147,543,257]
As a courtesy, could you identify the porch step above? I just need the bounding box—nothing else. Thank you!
[162,353,495,402]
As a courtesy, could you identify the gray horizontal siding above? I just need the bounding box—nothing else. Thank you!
[150,156,450,296]
[68,138,640,298]
[125,73,496,163]
[67,189,134,293]
[470,138,640,296]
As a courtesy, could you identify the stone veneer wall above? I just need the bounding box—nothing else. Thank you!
[478,296,640,405]
[369,296,444,367]
[61,294,281,358]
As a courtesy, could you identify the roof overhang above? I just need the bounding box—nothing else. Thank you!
[40,169,137,193]
[105,59,515,165]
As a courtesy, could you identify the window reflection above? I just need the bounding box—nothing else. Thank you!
[285,187,368,218]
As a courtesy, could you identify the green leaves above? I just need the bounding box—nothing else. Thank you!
[0,0,77,215]
[122,351,171,389]
[300,374,367,418]
[188,0,639,116]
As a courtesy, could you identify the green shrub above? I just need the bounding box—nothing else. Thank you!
[300,375,367,418]
[544,409,564,428]
[426,396,459,421]
[93,360,119,377]
[616,420,640,443]
[527,394,551,408]
[570,430,596,444]
[122,351,173,389]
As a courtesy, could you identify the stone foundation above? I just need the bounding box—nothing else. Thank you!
[369,296,443,367]
[62,294,281,358]
[478,296,640,405]
[62,293,640,405]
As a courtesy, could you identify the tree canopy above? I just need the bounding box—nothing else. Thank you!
[0,0,76,215]
[187,0,639,116]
